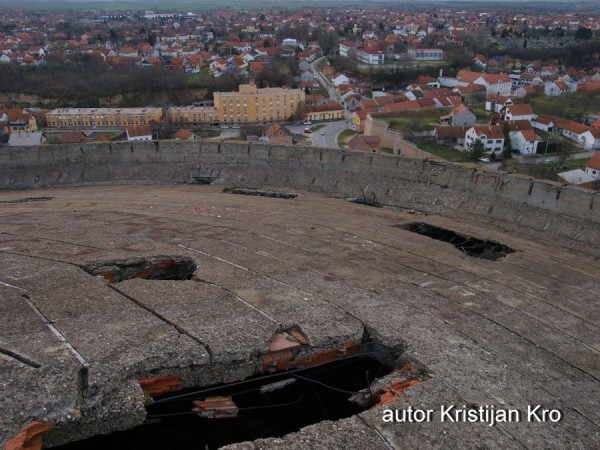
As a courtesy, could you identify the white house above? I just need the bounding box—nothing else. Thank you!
[464,125,505,154]
[485,95,513,113]
[332,73,350,87]
[585,152,600,179]
[501,104,536,122]
[126,124,153,141]
[532,116,554,132]
[544,81,570,96]
[510,129,542,155]
[457,70,512,96]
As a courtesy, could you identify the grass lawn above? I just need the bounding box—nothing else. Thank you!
[338,129,357,148]
[317,83,330,99]
[470,105,492,122]
[504,157,588,182]
[526,90,600,119]
[382,108,451,134]
[416,143,465,162]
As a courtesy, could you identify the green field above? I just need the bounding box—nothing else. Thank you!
[382,108,451,134]
[337,129,357,148]
[526,90,600,119]
[416,143,465,162]
[504,157,589,182]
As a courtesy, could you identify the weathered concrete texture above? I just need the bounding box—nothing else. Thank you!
[0,185,599,449]
[0,141,598,254]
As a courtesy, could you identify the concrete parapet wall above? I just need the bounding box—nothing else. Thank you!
[1,140,598,245]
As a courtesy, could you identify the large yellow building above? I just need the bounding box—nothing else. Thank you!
[46,107,163,128]
[167,106,219,127]
[213,84,305,125]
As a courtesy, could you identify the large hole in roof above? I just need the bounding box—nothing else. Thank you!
[80,256,197,283]
[53,337,425,450]
[224,188,298,199]
[396,222,516,261]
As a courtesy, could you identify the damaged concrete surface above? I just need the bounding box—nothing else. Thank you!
[0,185,599,449]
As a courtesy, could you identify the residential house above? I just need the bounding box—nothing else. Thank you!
[485,95,513,113]
[350,109,376,133]
[544,80,570,96]
[0,109,38,132]
[464,125,505,153]
[456,70,512,96]
[532,115,554,132]
[305,101,344,121]
[340,91,362,111]
[510,129,542,155]
[558,119,600,150]
[440,105,476,126]
[584,152,600,179]
[173,129,199,141]
[126,124,153,141]
[501,104,536,122]
[264,122,293,145]
[347,135,381,152]
[332,73,350,87]
[434,125,470,146]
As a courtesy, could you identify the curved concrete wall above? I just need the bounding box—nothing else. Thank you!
[1,140,599,247]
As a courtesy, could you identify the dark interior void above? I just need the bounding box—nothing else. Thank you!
[54,355,392,450]
[223,188,298,199]
[80,256,197,283]
[397,222,516,261]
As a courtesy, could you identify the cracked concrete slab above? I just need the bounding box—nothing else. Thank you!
[0,185,599,449]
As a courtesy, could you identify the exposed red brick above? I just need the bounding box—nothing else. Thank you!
[5,422,54,450]
[137,375,182,398]
[262,338,359,372]
[192,396,238,419]
[373,378,422,407]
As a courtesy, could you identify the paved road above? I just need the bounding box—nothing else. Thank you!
[310,57,350,120]
[286,120,353,149]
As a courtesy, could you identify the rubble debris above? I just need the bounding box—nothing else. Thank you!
[192,396,239,419]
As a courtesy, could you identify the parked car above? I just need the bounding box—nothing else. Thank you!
[304,121,312,125]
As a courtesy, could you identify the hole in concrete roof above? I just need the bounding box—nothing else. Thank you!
[0,196,53,204]
[80,256,197,284]
[396,222,515,261]
[223,187,298,199]
[189,176,217,185]
[53,333,426,450]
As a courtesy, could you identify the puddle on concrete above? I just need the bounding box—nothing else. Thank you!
[224,188,298,199]
[80,256,197,283]
[396,222,515,261]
